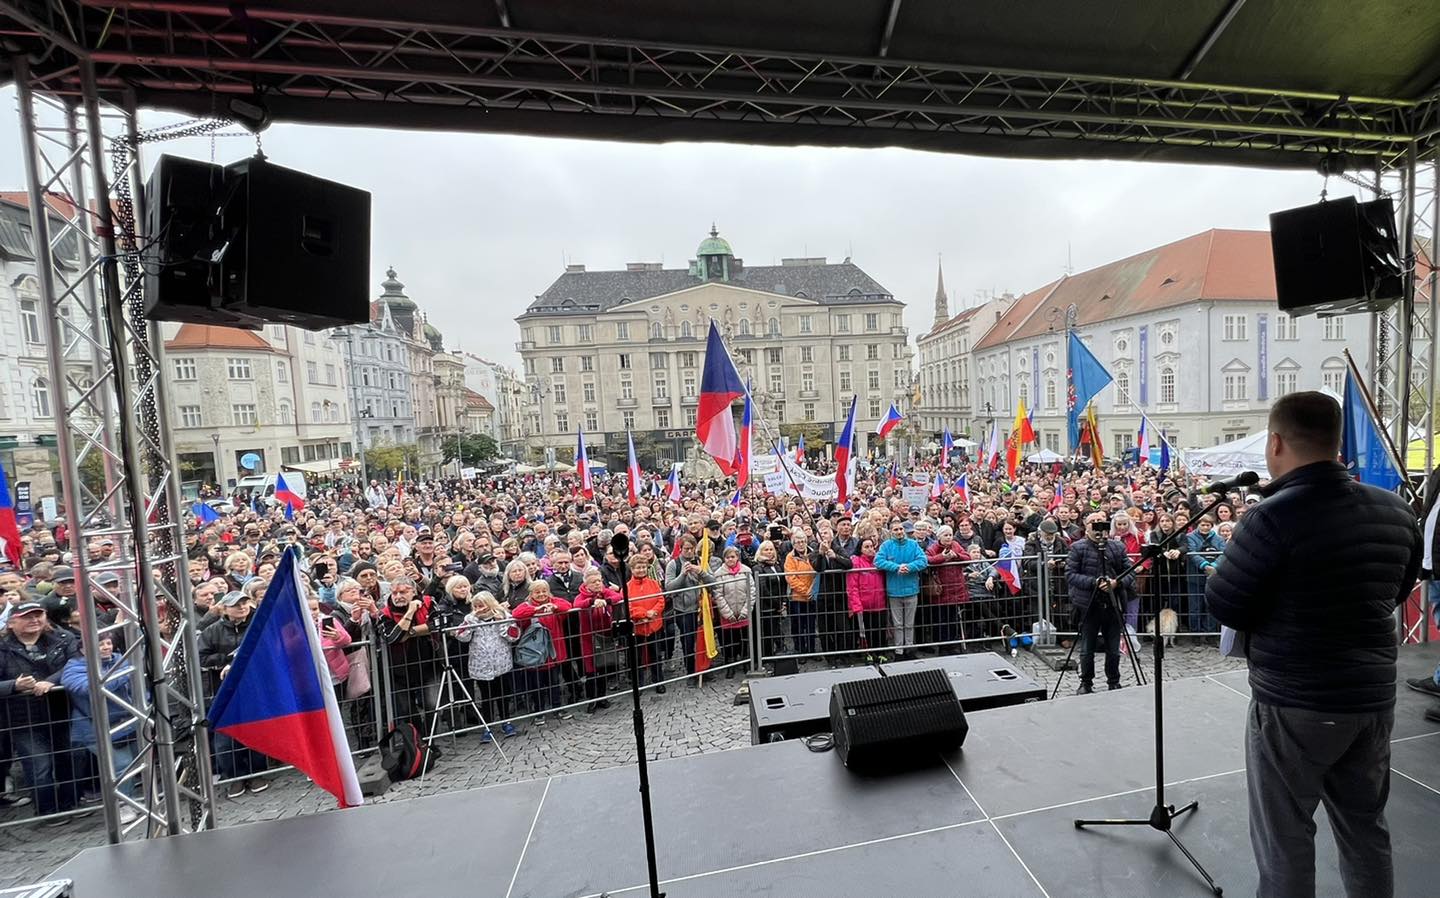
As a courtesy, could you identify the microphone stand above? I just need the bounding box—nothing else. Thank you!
[609,538,665,898]
[1072,491,1233,897]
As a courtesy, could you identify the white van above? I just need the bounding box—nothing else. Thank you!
[235,471,309,505]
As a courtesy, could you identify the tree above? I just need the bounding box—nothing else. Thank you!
[365,443,421,479]
[442,433,499,468]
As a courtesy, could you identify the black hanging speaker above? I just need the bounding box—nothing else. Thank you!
[828,669,968,771]
[1269,196,1403,317]
[218,156,372,330]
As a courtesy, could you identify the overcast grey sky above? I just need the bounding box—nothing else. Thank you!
[1,87,1355,370]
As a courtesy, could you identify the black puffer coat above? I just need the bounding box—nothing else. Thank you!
[1207,461,1421,713]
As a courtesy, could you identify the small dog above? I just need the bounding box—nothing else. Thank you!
[1145,608,1179,648]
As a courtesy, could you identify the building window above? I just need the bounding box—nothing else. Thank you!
[20,299,43,344]
[1045,377,1058,409]
[1223,372,1248,401]
[867,369,880,390]
[275,361,288,383]
[276,402,291,425]
[547,326,562,343]
[839,369,852,392]
[551,357,565,373]
[656,408,670,428]
[583,381,596,403]
[556,411,568,432]
[803,402,816,421]
[685,407,697,427]
[524,358,537,375]
[835,315,850,333]
[765,348,782,365]
[578,324,593,343]
[325,364,337,385]
[650,352,667,370]
[621,376,634,400]
[281,446,301,465]
[1322,360,1345,393]
[623,411,636,429]
[1159,367,1176,404]
[616,322,630,341]
[311,402,322,423]
[1045,432,1060,452]
[328,404,339,423]
[653,373,669,399]
[680,321,693,339]
[739,349,754,367]
[1115,371,1131,409]
[226,358,252,380]
[868,398,881,418]
[801,346,813,363]
[307,361,320,382]
[552,381,567,403]
[866,344,879,361]
[865,313,878,332]
[1113,431,1136,452]
[580,356,594,372]
[802,369,815,392]
[679,352,697,368]
[799,315,813,334]
[231,403,257,426]
[32,378,51,418]
[769,370,783,394]
[738,318,750,336]
[1223,314,1248,341]
[651,321,664,340]
[768,318,781,336]
[838,345,851,362]
[585,411,598,431]
[173,358,197,381]
[1275,369,1297,396]
[176,405,203,428]
[1323,317,1346,341]
[1275,313,1297,340]
[894,369,908,389]
[618,354,632,369]
[682,373,697,398]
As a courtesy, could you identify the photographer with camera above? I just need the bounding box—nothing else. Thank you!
[1066,512,1135,695]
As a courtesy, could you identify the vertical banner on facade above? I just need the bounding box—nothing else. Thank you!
[1031,346,1040,407]
[1138,326,1149,406]
[1257,314,1269,400]
[14,481,33,530]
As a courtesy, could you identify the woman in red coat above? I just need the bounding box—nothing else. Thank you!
[846,537,889,659]
[511,581,573,724]
[624,563,668,693]
[575,568,620,712]
[922,524,972,651]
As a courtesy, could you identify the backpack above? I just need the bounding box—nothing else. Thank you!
[513,620,557,668]
[380,722,440,782]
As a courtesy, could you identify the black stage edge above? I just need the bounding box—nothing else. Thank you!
[54,645,1440,898]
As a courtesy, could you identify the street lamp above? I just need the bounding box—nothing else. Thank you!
[210,432,222,489]
[330,328,371,486]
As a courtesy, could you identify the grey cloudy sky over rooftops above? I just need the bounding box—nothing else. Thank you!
[0,86,1362,369]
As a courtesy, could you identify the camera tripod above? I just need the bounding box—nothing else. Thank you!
[423,656,508,783]
[1050,546,1146,700]
[1068,492,1234,897]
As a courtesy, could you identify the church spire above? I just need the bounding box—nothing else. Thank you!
[932,255,949,329]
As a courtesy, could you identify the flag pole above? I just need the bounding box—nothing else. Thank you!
[1343,349,1416,502]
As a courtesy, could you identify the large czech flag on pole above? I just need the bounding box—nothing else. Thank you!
[834,395,858,505]
[734,383,753,490]
[0,461,22,568]
[697,321,745,475]
[626,430,642,507]
[576,429,594,499]
[274,473,305,511]
[941,429,954,468]
[874,402,904,439]
[208,549,363,808]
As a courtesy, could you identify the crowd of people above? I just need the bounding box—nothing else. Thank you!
[2,451,1256,823]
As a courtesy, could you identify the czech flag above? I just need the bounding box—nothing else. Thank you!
[874,402,904,439]
[930,472,945,500]
[1159,429,1172,471]
[274,473,305,511]
[794,434,805,466]
[996,543,1022,595]
[954,472,970,508]
[734,383,752,489]
[284,501,295,521]
[0,462,21,568]
[696,321,745,475]
[888,460,898,491]
[984,421,1002,472]
[576,429,594,500]
[665,465,682,503]
[941,429,954,468]
[834,395,858,505]
[1136,416,1151,465]
[192,500,221,526]
[208,549,363,808]
[625,430,642,507]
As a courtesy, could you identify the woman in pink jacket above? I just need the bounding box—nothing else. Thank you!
[308,597,353,705]
[846,537,888,659]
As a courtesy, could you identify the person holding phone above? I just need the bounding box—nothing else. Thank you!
[309,597,353,708]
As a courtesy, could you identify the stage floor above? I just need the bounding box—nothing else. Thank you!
[53,644,1440,898]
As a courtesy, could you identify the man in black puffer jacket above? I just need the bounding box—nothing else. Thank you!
[1207,392,1420,898]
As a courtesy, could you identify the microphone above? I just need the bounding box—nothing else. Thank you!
[610,532,631,561]
[1196,471,1260,495]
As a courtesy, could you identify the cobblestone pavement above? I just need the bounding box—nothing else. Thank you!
[4,639,1247,889]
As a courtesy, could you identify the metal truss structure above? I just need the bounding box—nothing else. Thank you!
[1,0,1439,848]
[11,56,216,840]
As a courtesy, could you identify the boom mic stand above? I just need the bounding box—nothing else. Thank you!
[608,533,665,898]
[1071,491,1235,897]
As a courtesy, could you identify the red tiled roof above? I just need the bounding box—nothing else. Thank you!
[921,305,985,340]
[973,229,1275,351]
[163,324,275,352]
[463,388,495,412]
[0,190,79,220]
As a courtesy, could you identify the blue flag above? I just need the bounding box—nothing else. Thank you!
[192,501,221,525]
[1067,331,1113,448]
[1159,429,1172,471]
[253,494,265,515]
[284,500,295,521]
[1341,368,1402,492]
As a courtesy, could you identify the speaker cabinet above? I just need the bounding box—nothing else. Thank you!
[1269,196,1403,317]
[828,669,968,771]
[217,156,372,330]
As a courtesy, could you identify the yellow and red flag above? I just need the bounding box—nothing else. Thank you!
[694,534,719,674]
[1004,398,1037,479]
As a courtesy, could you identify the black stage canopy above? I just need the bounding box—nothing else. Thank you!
[2,1,1439,169]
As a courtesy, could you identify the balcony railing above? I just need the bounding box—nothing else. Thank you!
[616,397,638,408]
[515,340,535,351]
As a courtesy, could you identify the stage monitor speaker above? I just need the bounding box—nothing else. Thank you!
[142,154,263,329]
[218,156,372,330]
[828,668,967,771]
[1269,196,1403,317]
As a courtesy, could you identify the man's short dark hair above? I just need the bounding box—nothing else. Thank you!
[1269,391,1342,456]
